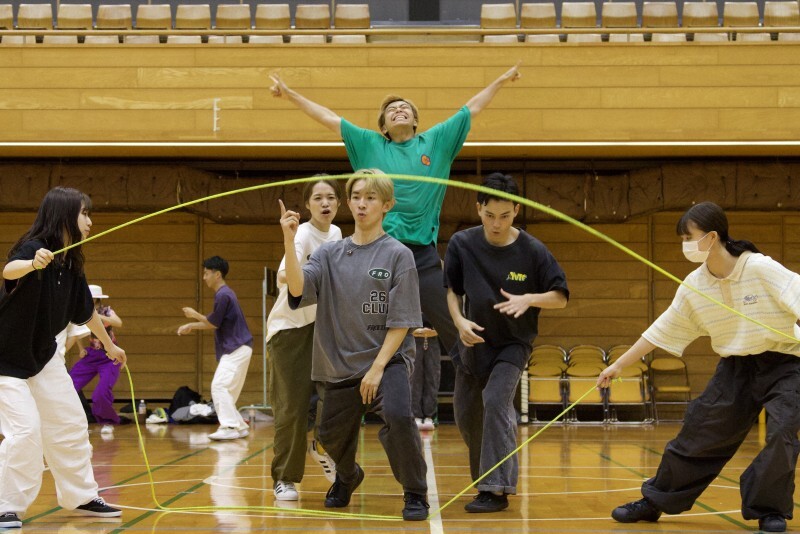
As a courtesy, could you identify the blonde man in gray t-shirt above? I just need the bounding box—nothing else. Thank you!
[278,170,429,522]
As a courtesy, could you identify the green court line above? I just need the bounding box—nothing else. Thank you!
[109,443,273,533]
[22,447,210,525]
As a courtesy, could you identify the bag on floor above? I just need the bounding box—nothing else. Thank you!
[167,386,202,417]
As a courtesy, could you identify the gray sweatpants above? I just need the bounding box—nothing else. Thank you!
[454,359,522,494]
[318,357,428,495]
[642,352,800,520]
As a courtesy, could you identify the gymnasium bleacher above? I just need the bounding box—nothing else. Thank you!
[0,1,797,44]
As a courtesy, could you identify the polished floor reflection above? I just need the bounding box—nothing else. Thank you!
[13,419,796,532]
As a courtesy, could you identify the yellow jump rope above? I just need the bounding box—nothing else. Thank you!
[51,173,800,522]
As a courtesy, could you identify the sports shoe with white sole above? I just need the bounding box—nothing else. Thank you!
[420,417,435,431]
[274,480,299,501]
[74,498,122,517]
[209,427,241,441]
[309,439,337,483]
[0,512,22,528]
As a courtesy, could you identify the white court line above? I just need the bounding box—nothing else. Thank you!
[423,436,444,534]
[439,509,744,523]
[111,503,745,524]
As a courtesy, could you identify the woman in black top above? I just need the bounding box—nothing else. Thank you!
[0,187,126,529]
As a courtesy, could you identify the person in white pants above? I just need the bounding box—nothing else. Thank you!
[0,186,126,529]
[178,255,253,441]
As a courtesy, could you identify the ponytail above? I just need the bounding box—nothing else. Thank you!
[725,237,760,257]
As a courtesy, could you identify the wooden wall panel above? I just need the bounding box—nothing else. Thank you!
[3,44,800,156]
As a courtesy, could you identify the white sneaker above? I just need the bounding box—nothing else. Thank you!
[273,480,298,501]
[100,425,114,434]
[209,427,240,441]
[421,417,435,431]
[308,439,337,483]
[415,417,424,429]
[238,427,249,438]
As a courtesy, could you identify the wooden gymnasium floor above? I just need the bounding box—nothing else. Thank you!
[13,419,797,533]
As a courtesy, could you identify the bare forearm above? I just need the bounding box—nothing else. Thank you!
[615,337,656,369]
[283,240,304,297]
[3,259,37,280]
[103,311,123,328]
[527,290,568,310]
[372,328,408,370]
[186,321,216,332]
[466,63,521,117]
[86,312,116,348]
[447,289,465,323]
[466,80,504,117]
[285,88,341,133]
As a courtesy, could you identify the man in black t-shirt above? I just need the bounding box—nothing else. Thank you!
[444,173,569,514]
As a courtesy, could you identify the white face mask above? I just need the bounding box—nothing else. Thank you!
[682,232,711,263]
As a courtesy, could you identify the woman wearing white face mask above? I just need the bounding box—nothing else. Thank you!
[597,201,800,533]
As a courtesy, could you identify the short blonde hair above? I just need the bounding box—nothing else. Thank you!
[345,168,394,204]
[377,95,419,140]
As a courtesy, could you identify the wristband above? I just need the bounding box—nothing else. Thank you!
[31,259,38,270]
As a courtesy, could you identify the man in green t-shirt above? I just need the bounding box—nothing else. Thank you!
[269,63,520,358]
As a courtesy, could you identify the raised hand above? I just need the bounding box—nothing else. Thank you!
[269,73,289,99]
[279,199,300,240]
[502,61,522,83]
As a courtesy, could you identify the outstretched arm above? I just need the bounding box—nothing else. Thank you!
[596,337,656,388]
[465,62,522,118]
[494,288,568,319]
[270,73,342,133]
[279,199,304,298]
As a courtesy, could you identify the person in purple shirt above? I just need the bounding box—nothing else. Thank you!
[178,256,254,441]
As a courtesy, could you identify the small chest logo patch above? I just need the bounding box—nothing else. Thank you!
[743,294,758,305]
[369,268,391,280]
[421,154,431,166]
[507,271,528,282]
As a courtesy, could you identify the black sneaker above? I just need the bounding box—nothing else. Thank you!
[611,498,662,523]
[74,497,122,517]
[402,492,429,521]
[759,514,787,533]
[324,464,364,508]
[0,512,22,528]
[464,491,509,513]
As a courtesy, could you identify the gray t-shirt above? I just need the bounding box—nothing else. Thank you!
[288,234,422,383]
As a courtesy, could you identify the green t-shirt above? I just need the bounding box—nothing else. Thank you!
[340,106,471,246]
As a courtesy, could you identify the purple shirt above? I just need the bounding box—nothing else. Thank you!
[206,285,253,360]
